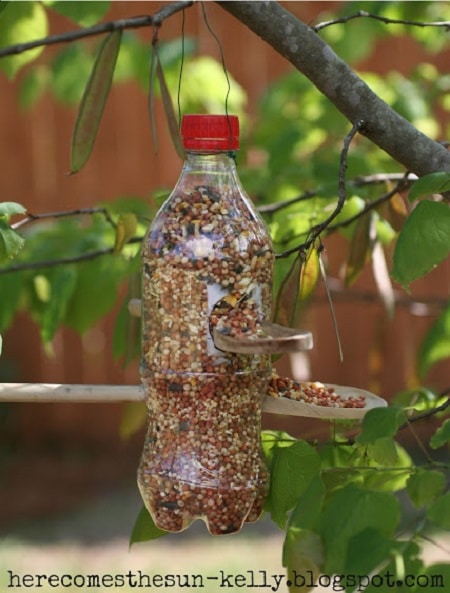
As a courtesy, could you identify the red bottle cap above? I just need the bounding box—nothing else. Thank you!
[181,114,239,151]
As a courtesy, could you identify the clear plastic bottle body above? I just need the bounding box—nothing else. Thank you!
[138,152,274,534]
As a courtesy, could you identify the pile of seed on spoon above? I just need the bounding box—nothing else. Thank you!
[268,370,366,408]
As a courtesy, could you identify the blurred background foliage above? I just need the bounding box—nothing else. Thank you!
[0,0,448,369]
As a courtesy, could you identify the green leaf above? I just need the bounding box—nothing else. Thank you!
[319,443,365,493]
[263,433,321,529]
[299,246,319,301]
[273,253,303,327]
[319,253,343,362]
[408,172,450,202]
[344,528,394,576]
[0,220,25,263]
[418,302,450,378]
[283,529,323,593]
[318,484,400,574]
[345,211,372,286]
[148,42,158,152]
[119,402,146,440]
[363,442,412,493]
[70,30,122,174]
[0,202,26,219]
[421,564,450,591]
[287,475,325,532]
[356,406,406,444]
[392,200,450,289]
[156,49,185,160]
[427,492,450,529]
[113,213,138,254]
[262,430,297,465]
[332,195,365,239]
[0,271,26,331]
[65,255,127,334]
[0,2,48,78]
[40,266,77,343]
[406,468,446,508]
[367,437,399,466]
[393,386,439,411]
[430,419,450,450]
[43,1,110,26]
[0,2,10,17]
[372,239,395,318]
[129,506,167,545]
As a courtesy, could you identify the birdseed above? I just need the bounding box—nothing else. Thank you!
[138,179,274,534]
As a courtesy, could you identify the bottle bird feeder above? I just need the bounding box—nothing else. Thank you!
[0,114,387,538]
[138,114,318,535]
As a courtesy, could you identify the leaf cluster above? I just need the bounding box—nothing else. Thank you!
[130,401,450,592]
[0,199,150,347]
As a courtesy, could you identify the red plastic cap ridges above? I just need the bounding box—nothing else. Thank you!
[181,114,239,151]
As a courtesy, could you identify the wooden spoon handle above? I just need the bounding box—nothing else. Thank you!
[213,321,313,354]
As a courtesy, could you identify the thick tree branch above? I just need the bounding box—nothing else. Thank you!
[215,1,450,177]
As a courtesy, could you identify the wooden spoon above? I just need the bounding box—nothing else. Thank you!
[213,321,313,354]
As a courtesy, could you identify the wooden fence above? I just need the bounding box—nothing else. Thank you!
[0,1,448,448]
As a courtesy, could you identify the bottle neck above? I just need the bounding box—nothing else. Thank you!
[184,151,237,172]
[174,150,243,198]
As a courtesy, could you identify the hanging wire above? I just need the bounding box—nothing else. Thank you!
[176,2,234,146]
[200,1,233,144]
[177,8,186,127]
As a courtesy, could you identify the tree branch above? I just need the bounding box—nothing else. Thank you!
[313,11,450,33]
[0,237,143,275]
[258,172,417,216]
[215,1,450,177]
[12,207,117,230]
[0,1,193,58]
[276,119,363,259]
[327,179,407,232]
[399,391,450,430]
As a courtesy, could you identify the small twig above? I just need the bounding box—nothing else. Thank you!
[398,392,450,431]
[327,180,407,232]
[313,11,450,33]
[405,418,435,464]
[322,466,414,474]
[12,207,116,230]
[257,172,416,217]
[417,533,450,557]
[0,237,143,275]
[258,190,319,215]
[276,119,364,259]
[0,1,194,59]
[353,172,418,186]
